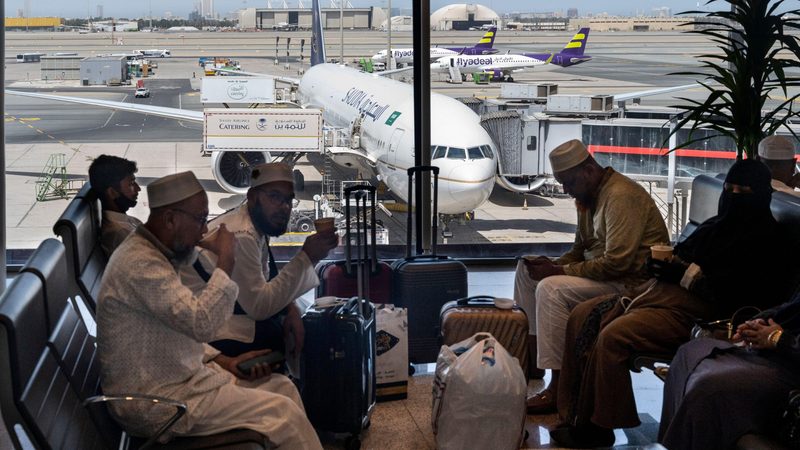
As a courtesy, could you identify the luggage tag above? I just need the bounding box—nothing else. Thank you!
[314,296,343,308]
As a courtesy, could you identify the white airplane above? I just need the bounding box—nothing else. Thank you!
[432,28,592,82]
[371,27,499,66]
[6,0,497,217]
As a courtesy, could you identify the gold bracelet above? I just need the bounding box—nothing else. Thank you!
[768,329,784,348]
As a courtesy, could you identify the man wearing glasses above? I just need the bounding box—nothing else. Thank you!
[97,171,322,447]
[88,155,142,256]
[193,162,338,375]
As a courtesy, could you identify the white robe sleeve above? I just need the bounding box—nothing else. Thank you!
[232,234,319,321]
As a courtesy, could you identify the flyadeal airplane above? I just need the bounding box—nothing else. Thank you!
[432,28,592,82]
[370,27,498,66]
[6,0,498,218]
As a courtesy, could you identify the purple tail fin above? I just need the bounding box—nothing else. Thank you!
[474,27,497,49]
[560,28,590,55]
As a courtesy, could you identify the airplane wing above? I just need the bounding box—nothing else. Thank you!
[613,83,701,102]
[5,90,204,122]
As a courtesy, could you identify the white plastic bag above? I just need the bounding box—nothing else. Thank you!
[375,304,408,400]
[432,333,527,450]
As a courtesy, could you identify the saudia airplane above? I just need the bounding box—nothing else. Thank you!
[370,27,499,66]
[432,28,592,82]
[6,0,498,217]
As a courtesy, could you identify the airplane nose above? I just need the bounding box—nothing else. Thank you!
[436,158,496,214]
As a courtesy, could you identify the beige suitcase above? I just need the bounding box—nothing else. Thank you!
[439,296,529,376]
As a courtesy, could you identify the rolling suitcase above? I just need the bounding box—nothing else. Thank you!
[440,296,529,376]
[316,185,393,303]
[302,187,376,449]
[392,166,468,364]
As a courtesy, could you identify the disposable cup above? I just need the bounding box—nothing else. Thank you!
[314,218,335,234]
[650,245,674,261]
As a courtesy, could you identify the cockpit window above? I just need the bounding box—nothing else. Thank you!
[481,145,494,159]
[447,147,466,160]
[467,146,484,160]
[432,145,447,159]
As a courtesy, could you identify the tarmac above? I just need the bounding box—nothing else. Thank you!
[3,29,741,250]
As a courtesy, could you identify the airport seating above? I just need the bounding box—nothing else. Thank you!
[0,241,275,449]
[629,174,800,450]
[53,183,107,314]
[19,237,70,333]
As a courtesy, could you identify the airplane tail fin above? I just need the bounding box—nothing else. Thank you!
[310,0,326,66]
[474,27,497,49]
[560,28,590,56]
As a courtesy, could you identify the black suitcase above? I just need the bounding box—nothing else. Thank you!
[302,186,376,448]
[391,166,468,364]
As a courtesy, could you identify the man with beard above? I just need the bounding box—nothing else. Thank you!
[97,171,323,448]
[195,162,338,368]
[88,155,142,256]
[514,139,669,413]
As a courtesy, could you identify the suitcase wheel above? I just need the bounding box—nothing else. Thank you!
[408,364,416,376]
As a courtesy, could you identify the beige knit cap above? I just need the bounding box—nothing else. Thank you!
[549,139,590,173]
[251,162,294,188]
[147,171,204,208]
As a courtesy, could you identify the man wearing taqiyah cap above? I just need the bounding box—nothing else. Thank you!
[186,162,338,371]
[96,171,322,448]
[758,135,800,196]
[515,139,669,415]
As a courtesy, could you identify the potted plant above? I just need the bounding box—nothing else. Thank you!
[668,0,800,159]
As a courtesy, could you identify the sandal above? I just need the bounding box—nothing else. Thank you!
[526,389,557,414]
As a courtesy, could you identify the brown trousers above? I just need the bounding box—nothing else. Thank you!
[556,281,715,429]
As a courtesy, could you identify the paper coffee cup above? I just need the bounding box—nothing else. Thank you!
[314,218,335,234]
[650,245,674,261]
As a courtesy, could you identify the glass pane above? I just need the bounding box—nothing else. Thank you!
[467,146,484,159]
[432,145,447,159]
[447,147,466,160]
[481,145,494,159]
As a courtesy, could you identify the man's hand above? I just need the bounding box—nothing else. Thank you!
[283,303,305,357]
[301,229,339,265]
[524,257,564,280]
[199,224,236,276]
[734,318,781,349]
[214,349,273,380]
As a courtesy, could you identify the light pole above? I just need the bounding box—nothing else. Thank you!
[386,0,392,70]
[339,0,344,63]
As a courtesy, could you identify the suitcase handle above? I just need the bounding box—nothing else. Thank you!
[406,166,440,258]
[456,296,496,306]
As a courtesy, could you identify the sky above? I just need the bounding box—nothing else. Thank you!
[7,0,712,20]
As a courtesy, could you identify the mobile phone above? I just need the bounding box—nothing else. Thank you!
[236,351,285,374]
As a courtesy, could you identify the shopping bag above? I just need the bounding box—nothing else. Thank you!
[376,304,408,401]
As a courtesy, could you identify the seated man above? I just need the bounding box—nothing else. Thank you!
[189,163,337,367]
[758,135,799,196]
[96,171,322,448]
[88,155,142,256]
[514,139,669,413]
[552,159,799,448]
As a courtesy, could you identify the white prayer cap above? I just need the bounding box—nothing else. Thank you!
[549,139,591,173]
[251,162,294,188]
[758,135,796,161]
[147,171,204,208]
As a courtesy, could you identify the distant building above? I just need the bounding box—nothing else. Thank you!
[80,56,128,86]
[4,17,62,31]
[96,5,103,19]
[430,3,500,31]
[40,55,82,81]
[202,0,214,19]
[567,8,578,18]
[570,16,693,31]
[238,6,376,31]
[92,20,138,32]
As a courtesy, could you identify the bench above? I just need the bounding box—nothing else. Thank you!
[53,183,107,315]
[0,238,274,449]
[630,174,800,450]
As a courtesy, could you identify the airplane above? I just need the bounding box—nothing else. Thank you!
[370,27,499,66]
[6,0,498,218]
[431,28,591,82]
[273,22,299,31]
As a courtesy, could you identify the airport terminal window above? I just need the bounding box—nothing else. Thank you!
[467,146,484,160]
[432,145,447,159]
[447,147,466,160]
[480,145,494,159]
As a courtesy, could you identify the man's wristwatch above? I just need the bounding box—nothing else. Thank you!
[768,329,784,348]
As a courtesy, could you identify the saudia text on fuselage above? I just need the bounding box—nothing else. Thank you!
[341,88,392,123]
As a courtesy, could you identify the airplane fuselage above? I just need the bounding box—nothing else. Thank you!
[431,54,549,75]
[298,64,497,214]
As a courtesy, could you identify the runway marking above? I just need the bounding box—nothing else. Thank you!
[5,113,82,154]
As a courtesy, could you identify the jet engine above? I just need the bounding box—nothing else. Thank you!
[211,151,272,194]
